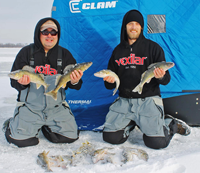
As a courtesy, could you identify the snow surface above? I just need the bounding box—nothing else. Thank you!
[0,48,200,173]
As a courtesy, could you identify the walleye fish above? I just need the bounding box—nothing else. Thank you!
[49,155,70,169]
[92,147,115,164]
[121,147,149,163]
[37,151,53,172]
[45,62,93,100]
[68,141,95,166]
[8,65,49,90]
[37,151,69,171]
[94,69,120,96]
[132,61,175,94]
[75,140,95,155]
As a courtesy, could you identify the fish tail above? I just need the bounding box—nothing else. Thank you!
[44,84,50,91]
[47,167,53,172]
[44,90,58,100]
[113,88,117,96]
[36,84,41,89]
[132,83,143,94]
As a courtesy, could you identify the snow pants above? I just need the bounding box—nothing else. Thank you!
[103,96,178,149]
[5,75,79,147]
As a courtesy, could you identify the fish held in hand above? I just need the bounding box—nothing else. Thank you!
[132,61,174,94]
[45,62,93,100]
[8,65,49,90]
[94,69,120,96]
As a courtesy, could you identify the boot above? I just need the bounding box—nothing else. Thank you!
[165,114,191,136]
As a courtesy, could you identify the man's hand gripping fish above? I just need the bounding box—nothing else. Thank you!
[8,65,50,90]
[45,62,93,100]
[132,61,174,94]
[94,69,120,96]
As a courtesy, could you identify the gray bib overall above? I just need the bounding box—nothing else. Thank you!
[9,75,78,140]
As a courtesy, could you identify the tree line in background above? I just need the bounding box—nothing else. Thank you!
[0,43,28,48]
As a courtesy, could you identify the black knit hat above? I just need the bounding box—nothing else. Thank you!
[124,10,144,28]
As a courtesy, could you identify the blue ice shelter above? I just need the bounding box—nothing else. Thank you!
[52,0,200,129]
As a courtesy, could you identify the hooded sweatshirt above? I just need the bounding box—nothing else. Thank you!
[10,17,82,101]
[105,10,170,98]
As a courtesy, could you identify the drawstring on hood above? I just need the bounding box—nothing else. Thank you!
[120,10,144,45]
[33,17,61,52]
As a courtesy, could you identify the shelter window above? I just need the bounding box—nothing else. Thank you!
[147,15,166,34]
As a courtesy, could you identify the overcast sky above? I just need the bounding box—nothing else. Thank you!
[0,0,54,44]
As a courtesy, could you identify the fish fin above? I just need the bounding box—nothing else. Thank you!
[55,75,62,85]
[36,84,41,89]
[46,151,50,155]
[146,78,151,83]
[38,73,44,80]
[44,84,50,91]
[148,61,165,69]
[63,64,75,74]
[141,71,146,80]
[59,155,64,162]
[47,168,53,172]
[22,65,35,73]
[61,83,67,88]
[44,90,58,101]
[147,63,158,69]
[132,83,143,94]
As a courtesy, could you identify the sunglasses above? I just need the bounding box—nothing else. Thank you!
[41,30,58,36]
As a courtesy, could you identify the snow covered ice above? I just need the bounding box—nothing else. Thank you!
[0,48,200,173]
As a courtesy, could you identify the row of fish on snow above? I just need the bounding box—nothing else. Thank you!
[8,61,175,99]
[37,141,149,172]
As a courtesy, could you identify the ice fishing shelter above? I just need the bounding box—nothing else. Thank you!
[51,0,200,129]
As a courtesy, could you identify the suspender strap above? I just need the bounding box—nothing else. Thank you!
[29,44,62,73]
[57,46,62,74]
[30,43,34,67]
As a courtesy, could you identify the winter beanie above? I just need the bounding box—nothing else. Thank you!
[125,10,144,28]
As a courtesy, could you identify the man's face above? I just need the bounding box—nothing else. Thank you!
[126,21,142,44]
[40,28,58,52]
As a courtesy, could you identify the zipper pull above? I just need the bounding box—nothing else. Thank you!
[130,47,132,52]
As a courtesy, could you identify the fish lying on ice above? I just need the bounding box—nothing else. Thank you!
[37,151,69,172]
[94,69,120,96]
[75,140,95,155]
[36,142,149,171]
[8,65,50,90]
[37,151,53,172]
[132,61,175,94]
[45,62,93,100]
[49,155,70,169]
[72,142,116,165]
[92,147,115,164]
[69,141,95,166]
[121,147,149,163]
